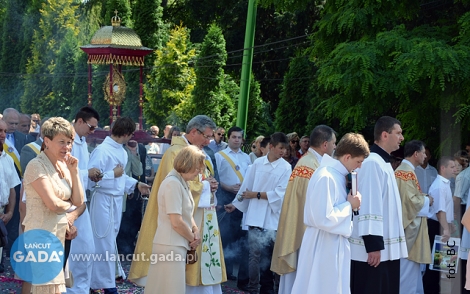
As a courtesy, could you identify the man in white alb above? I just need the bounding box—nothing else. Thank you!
[215,126,251,287]
[350,116,408,294]
[67,106,102,294]
[88,117,151,294]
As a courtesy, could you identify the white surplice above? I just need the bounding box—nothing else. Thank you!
[88,136,138,289]
[291,155,353,294]
[349,152,408,262]
[68,132,95,293]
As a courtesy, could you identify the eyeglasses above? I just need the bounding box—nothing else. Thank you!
[252,145,256,149]
[85,121,97,131]
[291,140,299,143]
[217,133,225,137]
[197,130,214,140]
[32,120,40,123]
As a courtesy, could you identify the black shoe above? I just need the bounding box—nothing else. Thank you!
[227,274,237,281]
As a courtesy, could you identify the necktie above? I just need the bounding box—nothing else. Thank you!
[6,133,12,141]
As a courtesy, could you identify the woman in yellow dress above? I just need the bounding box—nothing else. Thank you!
[22,117,84,294]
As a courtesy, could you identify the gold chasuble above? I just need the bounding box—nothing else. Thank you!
[271,151,320,274]
[129,136,226,285]
[395,162,431,264]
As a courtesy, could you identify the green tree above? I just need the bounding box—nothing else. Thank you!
[303,1,470,153]
[163,0,320,115]
[232,73,272,138]
[0,0,29,110]
[20,0,80,115]
[275,54,316,136]
[121,0,169,125]
[70,2,105,121]
[192,24,235,129]
[143,25,196,128]
[132,0,167,53]
[48,30,80,118]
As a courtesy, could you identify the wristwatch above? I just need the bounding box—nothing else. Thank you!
[257,192,261,200]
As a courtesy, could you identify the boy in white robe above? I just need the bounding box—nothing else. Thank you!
[236,132,292,294]
[291,133,369,294]
[88,117,150,294]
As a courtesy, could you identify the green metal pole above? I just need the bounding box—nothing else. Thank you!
[236,0,257,132]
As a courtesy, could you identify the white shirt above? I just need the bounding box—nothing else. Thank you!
[72,131,91,197]
[428,175,453,223]
[242,155,291,230]
[0,151,21,206]
[215,148,251,186]
[415,164,438,195]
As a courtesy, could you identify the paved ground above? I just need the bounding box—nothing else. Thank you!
[0,255,246,293]
[1,252,460,294]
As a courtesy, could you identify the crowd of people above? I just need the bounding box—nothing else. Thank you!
[2,107,470,294]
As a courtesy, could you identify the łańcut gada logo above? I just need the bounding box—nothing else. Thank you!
[10,229,64,284]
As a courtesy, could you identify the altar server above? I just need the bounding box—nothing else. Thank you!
[291,133,369,294]
[236,132,291,294]
[89,117,150,294]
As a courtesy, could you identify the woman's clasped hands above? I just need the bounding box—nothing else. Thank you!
[189,228,201,250]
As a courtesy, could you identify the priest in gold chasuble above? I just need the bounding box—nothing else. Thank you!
[271,125,337,294]
[394,140,432,293]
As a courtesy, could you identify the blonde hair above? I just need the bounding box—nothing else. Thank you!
[42,117,74,141]
[335,133,370,158]
[173,145,206,173]
[255,135,264,143]
[287,132,299,142]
